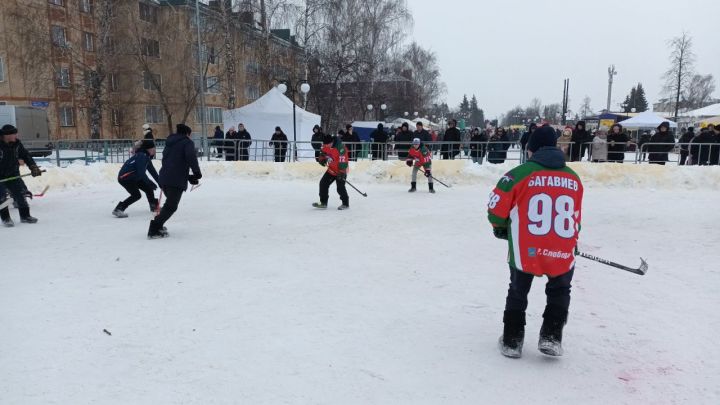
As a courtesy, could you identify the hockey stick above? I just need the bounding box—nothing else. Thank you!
[33,185,50,197]
[0,170,47,183]
[190,183,202,192]
[0,198,12,211]
[578,252,648,276]
[344,179,367,197]
[155,190,163,216]
[419,167,451,188]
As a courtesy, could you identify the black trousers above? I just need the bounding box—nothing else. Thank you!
[505,267,574,314]
[679,150,689,165]
[319,172,348,206]
[274,148,287,162]
[119,180,156,210]
[0,179,29,219]
[238,148,249,161]
[154,186,184,227]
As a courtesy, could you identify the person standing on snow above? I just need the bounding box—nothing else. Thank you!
[487,125,584,358]
[311,125,324,162]
[370,123,388,160]
[147,124,202,239]
[237,123,252,161]
[113,140,160,217]
[0,124,43,226]
[314,134,350,210]
[406,137,434,193]
[607,123,630,163]
[647,121,675,165]
[678,127,694,165]
[270,126,288,162]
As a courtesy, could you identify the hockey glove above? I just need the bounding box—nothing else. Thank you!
[336,172,347,181]
[493,227,509,240]
[30,165,42,177]
[188,175,200,185]
[405,159,413,167]
[424,170,431,178]
[326,157,334,165]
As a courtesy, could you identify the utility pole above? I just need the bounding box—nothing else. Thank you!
[606,65,617,112]
[195,0,208,160]
[561,78,570,125]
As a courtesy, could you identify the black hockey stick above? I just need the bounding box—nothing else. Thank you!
[419,167,451,188]
[344,179,367,197]
[578,252,648,275]
[0,170,47,183]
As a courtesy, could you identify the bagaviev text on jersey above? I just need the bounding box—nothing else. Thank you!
[527,175,580,191]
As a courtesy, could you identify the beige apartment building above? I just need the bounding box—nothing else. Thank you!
[0,0,303,140]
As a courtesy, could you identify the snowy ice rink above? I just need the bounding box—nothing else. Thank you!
[1,161,719,404]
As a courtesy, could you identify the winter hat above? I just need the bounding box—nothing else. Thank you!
[528,123,537,131]
[377,123,384,129]
[275,126,282,132]
[416,122,423,127]
[527,126,557,152]
[322,134,333,144]
[176,124,192,135]
[346,124,352,130]
[412,137,421,145]
[401,122,409,129]
[657,121,670,131]
[0,124,18,136]
[140,139,156,150]
[313,124,321,132]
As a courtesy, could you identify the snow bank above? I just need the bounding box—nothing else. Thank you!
[24,159,720,191]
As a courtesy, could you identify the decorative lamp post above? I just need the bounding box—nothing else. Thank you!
[277,80,310,161]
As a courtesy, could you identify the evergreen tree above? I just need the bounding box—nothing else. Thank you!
[459,94,470,120]
[469,94,484,127]
[635,83,649,112]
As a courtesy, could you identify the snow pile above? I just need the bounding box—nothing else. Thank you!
[23,159,720,191]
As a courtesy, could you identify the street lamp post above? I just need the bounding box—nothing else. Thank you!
[367,104,374,120]
[278,81,310,161]
[380,104,387,122]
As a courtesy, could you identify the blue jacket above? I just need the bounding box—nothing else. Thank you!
[159,133,201,191]
[118,150,160,186]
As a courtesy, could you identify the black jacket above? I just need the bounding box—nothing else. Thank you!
[689,131,718,165]
[441,127,461,155]
[678,131,694,151]
[570,126,590,161]
[414,129,431,143]
[159,133,201,191]
[311,131,324,153]
[118,149,159,187]
[395,129,413,158]
[607,132,630,162]
[237,130,252,148]
[647,131,675,162]
[469,132,488,158]
[270,132,288,149]
[0,139,37,178]
[487,133,510,164]
[371,129,388,143]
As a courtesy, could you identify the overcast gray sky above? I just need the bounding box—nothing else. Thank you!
[408,0,720,118]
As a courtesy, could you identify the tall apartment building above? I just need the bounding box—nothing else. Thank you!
[0,0,303,140]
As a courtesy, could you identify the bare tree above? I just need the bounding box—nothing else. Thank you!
[683,74,716,110]
[579,96,593,119]
[662,32,695,120]
[526,98,543,119]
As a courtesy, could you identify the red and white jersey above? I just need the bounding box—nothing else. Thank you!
[487,162,584,277]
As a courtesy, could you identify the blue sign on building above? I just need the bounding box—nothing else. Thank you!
[31,101,50,109]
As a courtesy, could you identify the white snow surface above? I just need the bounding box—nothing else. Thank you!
[1,161,719,405]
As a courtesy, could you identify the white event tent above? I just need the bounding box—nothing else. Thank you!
[618,111,678,129]
[222,87,321,160]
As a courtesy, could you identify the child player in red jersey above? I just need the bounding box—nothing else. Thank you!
[487,125,584,358]
[314,133,350,210]
[406,137,434,193]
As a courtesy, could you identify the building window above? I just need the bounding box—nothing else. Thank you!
[59,106,74,127]
[143,72,161,91]
[109,73,118,92]
[48,0,64,6]
[0,56,5,82]
[80,0,92,13]
[196,45,218,65]
[111,109,121,126]
[51,26,67,47]
[196,107,223,124]
[206,76,220,94]
[245,84,260,100]
[56,67,71,88]
[145,105,163,124]
[141,38,160,58]
[83,32,95,52]
[139,2,158,23]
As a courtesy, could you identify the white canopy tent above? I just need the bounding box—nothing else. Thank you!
[618,111,678,129]
[684,103,720,118]
[222,87,321,160]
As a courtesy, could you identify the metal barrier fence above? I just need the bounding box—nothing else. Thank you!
[34,139,720,167]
